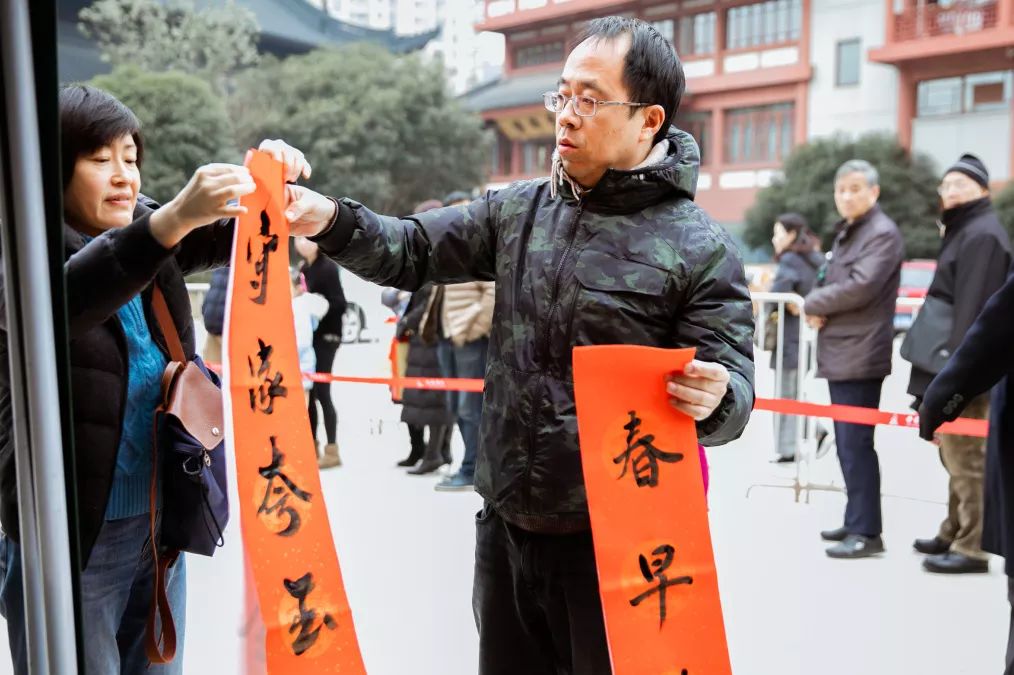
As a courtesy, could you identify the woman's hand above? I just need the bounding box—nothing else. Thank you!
[150,164,255,248]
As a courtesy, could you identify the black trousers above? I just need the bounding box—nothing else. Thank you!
[828,378,884,537]
[472,504,611,675]
[308,335,340,444]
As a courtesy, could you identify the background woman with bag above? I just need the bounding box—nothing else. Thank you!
[768,213,823,463]
[0,85,307,674]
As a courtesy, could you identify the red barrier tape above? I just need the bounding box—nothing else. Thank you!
[207,365,988,438]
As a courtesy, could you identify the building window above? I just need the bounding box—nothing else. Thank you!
[676,111,712,165]
[724,103,795,164]
[652,13,716,55]
[521,139,553,175]
[726,0,802,50]
[678,12,717,55]
[917,70,1013,116]
[651,19,675,44]
[513,41,566,69]
[835,39,861,86]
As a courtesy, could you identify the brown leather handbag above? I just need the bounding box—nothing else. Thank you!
[145,285,230,664]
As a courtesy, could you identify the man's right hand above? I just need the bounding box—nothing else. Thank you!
[285,185,338,238]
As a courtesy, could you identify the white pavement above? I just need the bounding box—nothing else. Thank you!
[0,335,1007,674]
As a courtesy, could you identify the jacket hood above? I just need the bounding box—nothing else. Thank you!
[559,126,701,215]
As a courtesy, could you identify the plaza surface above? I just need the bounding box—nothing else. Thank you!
[0,332,1006,674]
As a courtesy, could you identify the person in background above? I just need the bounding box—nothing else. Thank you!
[397,283,454,476]
[200,266,229,363]
[919,268,1014,673]
[290,267,329,408]
[804,159,905,559]
[425,190,495,492]
[768,213,823,463]
[294,236,346,469]
[905,154,1011,574]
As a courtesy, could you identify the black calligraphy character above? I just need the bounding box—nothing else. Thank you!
[628,544,693,628]
[247,210,279,305]
[284,573,337,656]
[613,411,684,487]
[247,338,288,414]
[258,436,312,537]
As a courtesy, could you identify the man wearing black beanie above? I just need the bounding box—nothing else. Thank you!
[904,153,1011,573]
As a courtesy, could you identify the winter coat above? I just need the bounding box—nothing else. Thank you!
[907,198,1012,398]
[397,285,454,427]
[769,249,823,370]
[311,127,755,533]
[421,282,495,347]
[201,267,230,336]
[0,196,233,567]
[919,269,1014,574]
[301,255,346,340]
[804,204,905,382]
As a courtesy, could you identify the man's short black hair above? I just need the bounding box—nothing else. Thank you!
[59,85,144,190]
[574,17,686,145]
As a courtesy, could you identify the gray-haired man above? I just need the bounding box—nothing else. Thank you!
[804,160,906,559]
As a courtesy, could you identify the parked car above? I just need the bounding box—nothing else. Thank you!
[894,259,936,334]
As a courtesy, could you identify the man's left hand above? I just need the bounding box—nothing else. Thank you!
[666,360,730,421]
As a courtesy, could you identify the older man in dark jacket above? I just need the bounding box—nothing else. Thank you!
[920,269,1014,673]
[279,17,754,674]
[905,154,1011,574]
[805,159,905,559]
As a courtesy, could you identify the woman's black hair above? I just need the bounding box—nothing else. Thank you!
[775,212,819,258]
[59,85,144,190]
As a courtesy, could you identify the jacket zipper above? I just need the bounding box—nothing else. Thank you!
[524,201,584,511]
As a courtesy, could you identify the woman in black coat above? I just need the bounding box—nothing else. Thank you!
[768,213,824,462]
[920,268,1014,674]
[397,283,454,475]
[0,85,306,674]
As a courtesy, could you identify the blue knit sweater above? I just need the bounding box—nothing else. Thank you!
[104,293,168,520]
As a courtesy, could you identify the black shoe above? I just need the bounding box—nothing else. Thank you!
[771,455,796,464]
[396,452,422,468]
[826,534,885,559]
[407,457,447,476]
[913,536,951,555]
[922,551,989,574]
[820,526,849,542]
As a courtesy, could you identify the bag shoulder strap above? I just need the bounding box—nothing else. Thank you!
[152,285,186,365]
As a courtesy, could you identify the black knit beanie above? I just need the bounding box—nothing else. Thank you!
[945,153,989,189]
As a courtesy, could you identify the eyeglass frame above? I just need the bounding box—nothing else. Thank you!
[542,92,652,118]
[937,175,981,196]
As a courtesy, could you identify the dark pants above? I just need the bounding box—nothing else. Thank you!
[437,338,488,479]
[1007,576,1014,675]
[308,335,340,445]
[472,504,611,675]
[828,378,884,537]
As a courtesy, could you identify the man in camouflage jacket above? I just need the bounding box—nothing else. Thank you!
[278,16,754,674]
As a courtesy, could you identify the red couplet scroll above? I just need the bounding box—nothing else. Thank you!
[572,345,732,675]
[225,151,365,673]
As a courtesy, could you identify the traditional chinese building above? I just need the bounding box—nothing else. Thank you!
[463,0,1014,236]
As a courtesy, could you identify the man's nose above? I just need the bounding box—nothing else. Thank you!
[557,101,580,129]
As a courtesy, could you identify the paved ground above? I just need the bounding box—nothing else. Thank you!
[0,331,1008,674]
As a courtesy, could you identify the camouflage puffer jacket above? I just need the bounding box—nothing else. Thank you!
[313,127,755,532]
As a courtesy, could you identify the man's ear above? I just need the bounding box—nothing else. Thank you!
[640,104,666,143]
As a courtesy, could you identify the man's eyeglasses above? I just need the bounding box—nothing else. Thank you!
[543,92,650,118]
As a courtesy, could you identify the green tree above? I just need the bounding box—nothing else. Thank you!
[744,134,942,259]
[229,45,490,215]
[79,0,260,94]
[90,66,237,204]
[994,180,1014,243]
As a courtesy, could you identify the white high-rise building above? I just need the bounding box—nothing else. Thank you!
[306,0,505,94]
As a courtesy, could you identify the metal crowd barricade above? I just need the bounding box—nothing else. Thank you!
[748,293,926,503]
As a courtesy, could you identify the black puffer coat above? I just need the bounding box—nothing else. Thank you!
[397,284,453,427]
